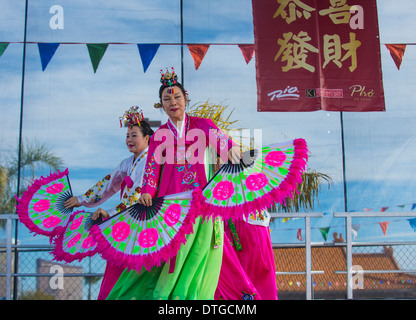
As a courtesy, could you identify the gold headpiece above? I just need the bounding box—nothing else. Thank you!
[119,106,145,128]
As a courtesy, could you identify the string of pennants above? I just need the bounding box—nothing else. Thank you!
[0,42,410,72]
[277,201,416,242]
[0,42,255,72]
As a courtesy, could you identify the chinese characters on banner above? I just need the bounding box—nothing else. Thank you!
[252,0,386,112]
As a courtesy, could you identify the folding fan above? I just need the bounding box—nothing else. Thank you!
[195,138,308,221]
[15,169,74,238]
[52,210,101,263]
[90,190,199,272]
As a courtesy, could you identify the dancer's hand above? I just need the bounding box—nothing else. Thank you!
[92,208,109,220]
[64,196,81,209]
[228,145,242,164]
[139,193,152,207]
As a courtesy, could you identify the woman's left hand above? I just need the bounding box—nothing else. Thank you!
[92,208,109,220]
[228,145,242,164]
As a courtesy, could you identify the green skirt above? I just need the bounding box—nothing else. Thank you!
[106,216,224,300]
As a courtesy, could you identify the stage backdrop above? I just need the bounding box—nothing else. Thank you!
[252,0,386,112]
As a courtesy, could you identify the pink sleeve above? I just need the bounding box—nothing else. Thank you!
[141,135,162,198]
[203,118,236,163]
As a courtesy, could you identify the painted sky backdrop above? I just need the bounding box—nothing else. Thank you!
[1,0,416,245]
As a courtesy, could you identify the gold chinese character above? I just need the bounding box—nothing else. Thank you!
[275,31,319,72]
[322,32,361,72]
[319,0,351,24]
[273,0,316,24]
[323,34,342,69]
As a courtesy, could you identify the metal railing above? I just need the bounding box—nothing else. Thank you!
[2,212,416,300]
[333,211,416,299]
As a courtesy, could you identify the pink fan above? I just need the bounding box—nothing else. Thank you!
[90,190,199,272]
[52,210,101,263]
[194,139,308,221]
[15,169,74,238]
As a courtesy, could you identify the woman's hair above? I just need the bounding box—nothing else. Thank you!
[130,120,154,138]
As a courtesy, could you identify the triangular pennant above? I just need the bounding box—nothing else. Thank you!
[86,43,109,73]
[137,44,160,73]
[319,227,330,241]
[363,208,373,212]
[38,43,60,71]
[187,44,209,70]
[411,203,416,211]
[380,207,389,212]
[297,228,303,241]
[379,221,390,236]
[408,218,416,232]
[238,44,255,64]
[0,42,9,57]
[385,44,406,70]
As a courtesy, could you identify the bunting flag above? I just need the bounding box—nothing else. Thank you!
[86,43,109,73]
[0,42,257,73]
[297,228,303,241]
[187,44,210,70]
[412,204,416,211]
[379,221,390,236]
[380,207,389,212]
[385,44,406,70]
[319,227,330,241]
[137,44,160,73]
[38,43,60,71]
[0,42,9,57]
[408,218,416,232]
[238,44,255,64]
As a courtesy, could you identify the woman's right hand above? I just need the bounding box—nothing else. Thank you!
[138,193,152,207]
[64,196,81,209]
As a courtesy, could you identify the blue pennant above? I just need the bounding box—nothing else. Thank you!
[408,218,416,232]
[137,44,160,73]
[38,43,60,71]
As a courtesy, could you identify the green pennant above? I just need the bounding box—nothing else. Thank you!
[86,43,109,73]
[319,227,330,241]
[0,43,10,57]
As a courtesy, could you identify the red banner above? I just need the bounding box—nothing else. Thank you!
[252,0,386,112]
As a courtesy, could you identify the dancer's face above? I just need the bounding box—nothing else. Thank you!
[161,86,187,124]
[126,125,149,158]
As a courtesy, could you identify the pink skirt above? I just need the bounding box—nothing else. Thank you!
[215,220,278,300]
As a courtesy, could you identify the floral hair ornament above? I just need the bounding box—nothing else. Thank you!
[119,106,145,128]
[160,67,178,87]
[154,67,190,110]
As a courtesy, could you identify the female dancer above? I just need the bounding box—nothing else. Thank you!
[106,68,270,300]
[64,106,154,300]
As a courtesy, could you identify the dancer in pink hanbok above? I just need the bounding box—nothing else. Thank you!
[106,68,277,300]
[64,106,154,300]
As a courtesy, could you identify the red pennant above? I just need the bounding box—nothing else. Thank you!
[380,207,389,212]
[297,228,303,241]
[187,44,210,70]
[238,44,255,64]
[385,44,406,70]
[379,221,390,236]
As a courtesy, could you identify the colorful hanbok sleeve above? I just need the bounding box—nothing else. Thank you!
[141,136,163,198]
[200,118,236,162]
[110,154,147,216]
[76,159,128,214]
